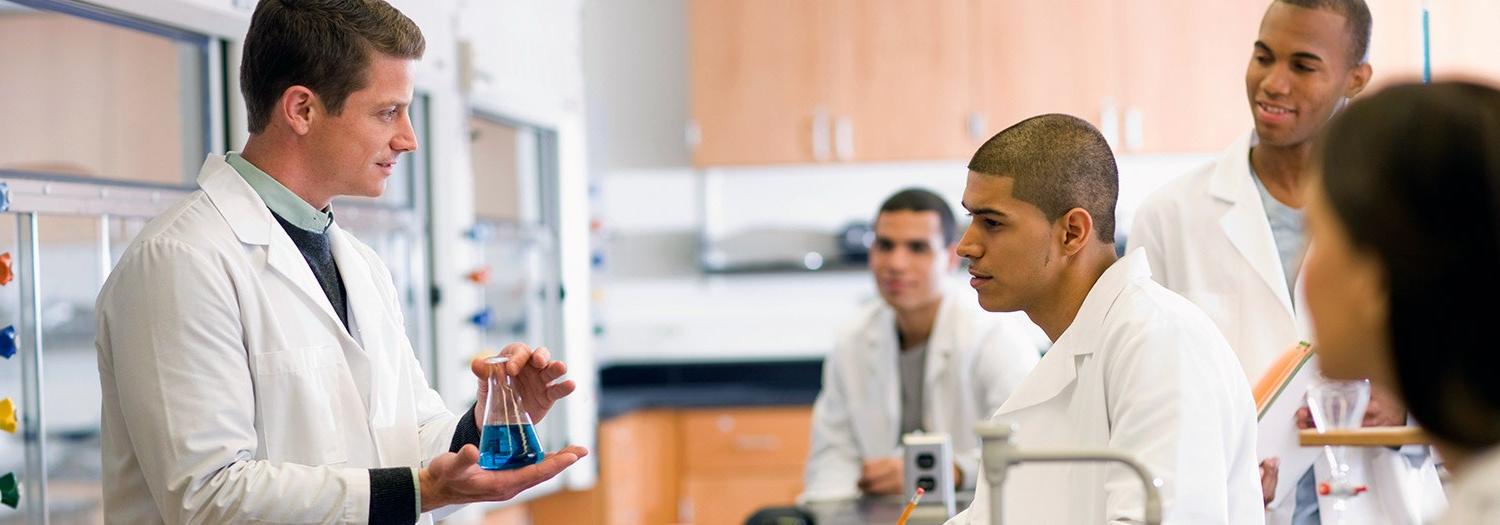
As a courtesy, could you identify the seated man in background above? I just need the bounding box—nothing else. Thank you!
[800,188,1042,501]
[948,115,1262,524]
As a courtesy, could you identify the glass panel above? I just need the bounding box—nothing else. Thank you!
[33,215,106,524]
[0,0,207,186]
[0,214,25,524]
[468,115,565,452]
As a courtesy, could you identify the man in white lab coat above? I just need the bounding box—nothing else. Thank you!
[801,189,1041,502]
[947,114,1263,524]
[1130,1,1444,523]
[94,1,585,523]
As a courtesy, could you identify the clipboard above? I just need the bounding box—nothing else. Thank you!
[1253,342,1323,518]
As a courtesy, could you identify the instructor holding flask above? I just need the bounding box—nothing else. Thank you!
[94,1,585,523]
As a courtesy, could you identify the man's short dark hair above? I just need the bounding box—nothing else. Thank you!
[1277,0,1373,65]
[241,0,426,134]
[877,188,958,245]
[967,114,1119,241]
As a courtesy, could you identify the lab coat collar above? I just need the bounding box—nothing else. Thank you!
[995,250,1151,416]
[1207,132,1297,319]
[199,154,362,352]
[329,223,403,464]
[198,154,273,246]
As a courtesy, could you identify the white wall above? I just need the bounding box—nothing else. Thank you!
[596,155,1214,364]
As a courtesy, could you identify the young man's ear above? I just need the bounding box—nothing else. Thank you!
[1058,208,1095,256]
[280,85,318,135]
[1345,61,1372,99]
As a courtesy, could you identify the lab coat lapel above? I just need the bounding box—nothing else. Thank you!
[922,295,957,431]
[1209,133,1297,322]
[198,156,354,339]
[863,307,902,443]
[994,251,1146,416]
[329,223,403,466]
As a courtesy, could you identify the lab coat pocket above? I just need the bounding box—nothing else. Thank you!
[252,346,349,466]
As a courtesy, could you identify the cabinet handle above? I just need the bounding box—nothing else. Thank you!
[1124,107,1145,152]
[812,107,831,162]
[834,116,854,161]
[967,111,988,142]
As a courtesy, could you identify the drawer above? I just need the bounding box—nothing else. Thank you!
[678,407,812,472]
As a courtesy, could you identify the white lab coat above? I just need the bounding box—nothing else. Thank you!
[800,289,1041,502]
[1435,448,1500,525]
[1130,132,1300,382]
[947,250,1264,525]
[1131,133,1448,524]
[95,155,460,524]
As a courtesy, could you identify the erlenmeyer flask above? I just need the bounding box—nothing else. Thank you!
[1306,379,1371,524]
[479,356,546,470]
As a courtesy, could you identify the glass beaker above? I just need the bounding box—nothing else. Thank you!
[479,356,546,470]
[1306,379,1371,524]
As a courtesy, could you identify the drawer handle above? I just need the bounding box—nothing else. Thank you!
[734,434,780,451]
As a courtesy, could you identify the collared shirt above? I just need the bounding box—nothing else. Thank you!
[225,152,333,233]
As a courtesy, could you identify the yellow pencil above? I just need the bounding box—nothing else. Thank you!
[896,487,925,525]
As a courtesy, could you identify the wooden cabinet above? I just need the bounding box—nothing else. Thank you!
[688,0,973,166]
[688,0,833,165]
[1114,0,1263,153]
[523,406,813,525]
[689,0,1295,163]
[825,0,974,162]
[970,0,1122,145]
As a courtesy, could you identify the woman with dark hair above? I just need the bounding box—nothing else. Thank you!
[1304,80,1500,524]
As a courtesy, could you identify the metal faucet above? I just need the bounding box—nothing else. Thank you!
[978,421,1164,525]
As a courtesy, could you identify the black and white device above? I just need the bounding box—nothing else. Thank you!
[903,432,957,517]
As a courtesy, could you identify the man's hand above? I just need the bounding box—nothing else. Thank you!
[471,343,576,428]
[1295,382,1406,430]
[1363,384,1407,427]
[858,457,903,496]
[1259,457,1280,507]
[419,443,588,512]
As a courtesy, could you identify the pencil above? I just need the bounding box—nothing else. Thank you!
[896,487,925,525]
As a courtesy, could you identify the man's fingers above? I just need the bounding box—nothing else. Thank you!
[545,381,577,402]
[500,343,534,375]
[541,360,568,382]
[531,346,552,368]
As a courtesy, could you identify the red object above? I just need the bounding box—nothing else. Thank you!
[0,253,12,286]
[1318,483,1330,496]
[466,267,491,285]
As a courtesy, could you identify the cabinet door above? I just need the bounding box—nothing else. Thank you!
[678,407,813,474]
[825,0,974,162]
[1364,0,1427,89]
[971,0,1122,142]
[688,0,833,166]
[1116,1,1264,153]
[680,473,805,525]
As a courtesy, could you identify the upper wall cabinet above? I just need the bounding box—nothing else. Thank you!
[823,0,974,162]
[970,0,1122,152]
[688,0,1474,166]
[688,0,972,166]
[688,0,834,165]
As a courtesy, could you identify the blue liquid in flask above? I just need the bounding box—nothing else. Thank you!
[479,423,544,470]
